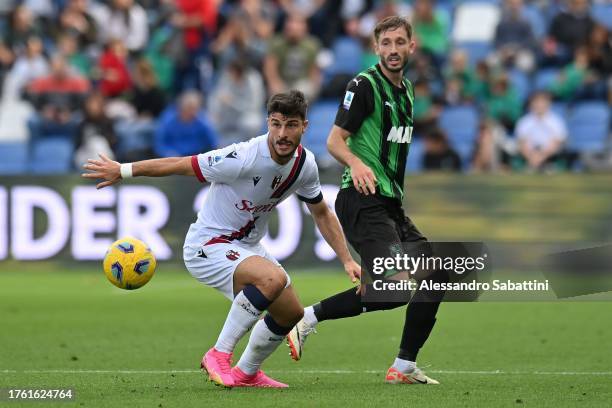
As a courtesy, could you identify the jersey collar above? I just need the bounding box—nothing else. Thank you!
[375,63,406,92]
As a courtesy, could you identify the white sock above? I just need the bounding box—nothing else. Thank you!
[303,306,318,326]
[236,318,285,375]
[392,357,416,373]
[214,291,263,353]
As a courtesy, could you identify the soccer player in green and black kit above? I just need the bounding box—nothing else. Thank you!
[286,16,445,384]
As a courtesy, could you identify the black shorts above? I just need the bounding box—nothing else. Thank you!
[335,186,428,279]
[335,187,427,249]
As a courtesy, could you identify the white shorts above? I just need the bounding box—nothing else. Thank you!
[183,227,290,300]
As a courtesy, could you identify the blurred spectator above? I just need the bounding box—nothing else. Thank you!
[544,0,595,64]
[57,32,91,77]
[114,58,166,162]
[25,54,90,140]
[443,50,483,104]
[279,0,339,46]
[485,72,521,130]
[131,58,166,119]
[91,0,148,52]
[549,46,593,101]
[515,91,567,171]
[0,40,14,96]
[422,128,462,171]
[3,36,49,100]
[493,0,536,72]
[412,0,449,63]
[74,92,117,167]
[264,14,322,101]
[412,78,442,136]
[154,90,218,157]
[169,0,219,91]
[211,0,275,70]
[4,5,43,54]
[57,0,97,49]
[586,24,612,101]
[471,119,511,172]
[98,39,132,98]
[209,57,265,144]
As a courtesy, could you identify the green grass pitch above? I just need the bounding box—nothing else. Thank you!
[1,266,611,407]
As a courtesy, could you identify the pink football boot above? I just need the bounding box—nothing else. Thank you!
[201,348,234,388]
[231,366,288,388]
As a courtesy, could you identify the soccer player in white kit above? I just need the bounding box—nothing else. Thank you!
[82,90,361,388]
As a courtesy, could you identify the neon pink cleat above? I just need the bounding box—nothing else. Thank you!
[231,367,288,388]
[201,348,234,388]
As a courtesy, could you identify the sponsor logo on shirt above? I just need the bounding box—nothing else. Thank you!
[208,155,222,166]
[253,176,261,186]
[226,150,238,159]
[343,91,354,110]
[235,199,277,213]
[386,126,413,144]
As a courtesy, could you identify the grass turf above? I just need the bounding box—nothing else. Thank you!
[1,267,611,407]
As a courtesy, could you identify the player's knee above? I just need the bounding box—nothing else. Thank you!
[255,270,287,298]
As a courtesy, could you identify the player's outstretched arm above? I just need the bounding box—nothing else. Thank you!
[81,153,196,189]
[327,125,377,195]
[306,200,361,284]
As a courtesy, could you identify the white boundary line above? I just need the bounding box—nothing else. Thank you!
[2,369,612,376]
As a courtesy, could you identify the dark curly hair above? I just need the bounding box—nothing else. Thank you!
[267,90,308,120]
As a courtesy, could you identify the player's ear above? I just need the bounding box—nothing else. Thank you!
[302,119,309,132]
[409,39,416,54]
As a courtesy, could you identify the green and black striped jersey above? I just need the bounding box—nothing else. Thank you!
[334,64,414,200]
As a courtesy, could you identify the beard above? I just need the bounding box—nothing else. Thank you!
[380,55,408,73]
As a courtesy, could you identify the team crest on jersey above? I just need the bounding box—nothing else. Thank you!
[208,155,222,166]
[226,250,240,261]
[271,175,282,189]
[343,91,354,110]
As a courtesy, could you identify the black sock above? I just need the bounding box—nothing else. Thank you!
[313,288,408,322]
[313,288,362,322]
[398,302,440,361]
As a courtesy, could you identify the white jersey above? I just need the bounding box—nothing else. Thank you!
[186,134,322,247]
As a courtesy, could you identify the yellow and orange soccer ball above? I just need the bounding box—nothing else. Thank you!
[103,237,157,290]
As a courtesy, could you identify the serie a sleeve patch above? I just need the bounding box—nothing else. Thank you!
[343,91,354,110]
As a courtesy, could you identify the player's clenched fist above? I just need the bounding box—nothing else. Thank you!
[348,157,377,195]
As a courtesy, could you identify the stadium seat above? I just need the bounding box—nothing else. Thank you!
[406,137,424,173]
[0,142,28,174]
[439,105,480,163]
[508,70,531,103]
[566,102,610,152]
[326,36,363,77]
[30,138,74,174]
[304,100,338,165]
[452,2,501,43]
[593,4,612,30]
[550,102,568,119]
[533,69,559,91]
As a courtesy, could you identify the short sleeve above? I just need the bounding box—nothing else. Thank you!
[334,75,375,134]
[295,154,323,204]
[550,115,568,141]
[191,144,246,183]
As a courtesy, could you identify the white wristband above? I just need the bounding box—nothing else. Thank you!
[120,163,133,179]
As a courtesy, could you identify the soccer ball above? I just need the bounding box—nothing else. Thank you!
[103,237,157,290]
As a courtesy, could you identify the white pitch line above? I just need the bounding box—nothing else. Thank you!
[2,369,612,376]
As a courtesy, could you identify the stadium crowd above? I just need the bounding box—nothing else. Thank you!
[0,0,610,174]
